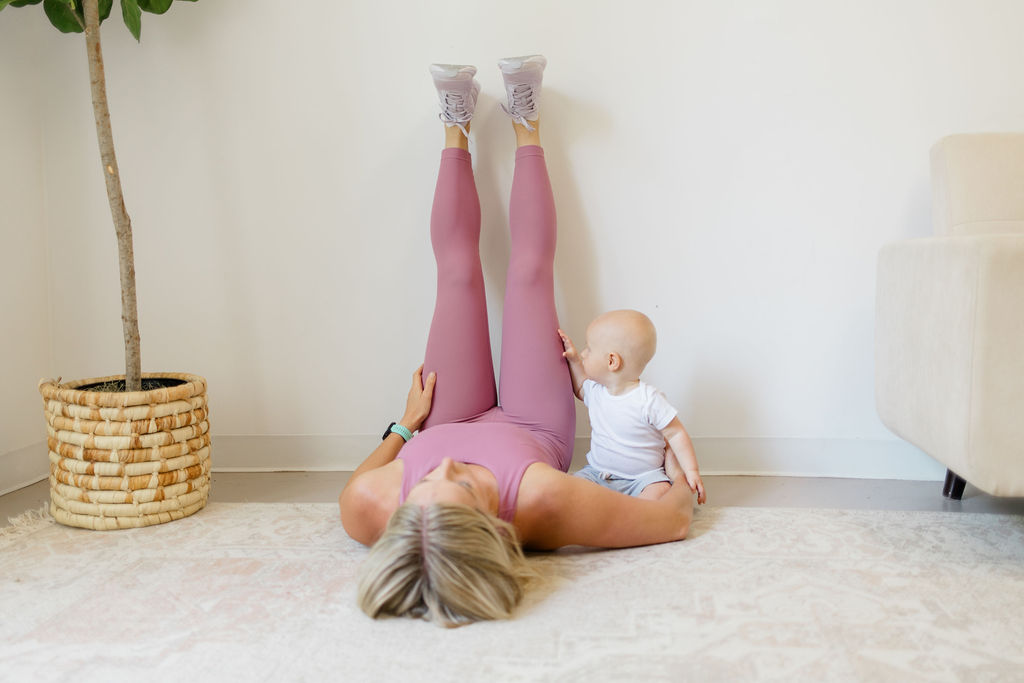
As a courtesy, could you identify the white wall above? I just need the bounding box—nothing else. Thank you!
[4,0,1024,481]
[0,14,54,492]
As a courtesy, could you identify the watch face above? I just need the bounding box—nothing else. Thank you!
[383,422,396,440]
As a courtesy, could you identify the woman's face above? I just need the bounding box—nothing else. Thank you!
[406,457,495,512]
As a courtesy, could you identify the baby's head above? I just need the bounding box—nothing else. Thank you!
[581,309,657,383]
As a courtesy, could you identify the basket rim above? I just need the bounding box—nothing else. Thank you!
[38,373,207,408]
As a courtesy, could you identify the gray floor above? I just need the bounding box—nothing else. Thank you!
[4,472,1024,523]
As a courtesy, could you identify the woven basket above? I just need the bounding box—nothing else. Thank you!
[38,373,211,530]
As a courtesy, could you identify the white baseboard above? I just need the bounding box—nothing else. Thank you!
[691,437,946,480]
[0,441,48,497]
[209,434,946,481]
[1,435,945,496]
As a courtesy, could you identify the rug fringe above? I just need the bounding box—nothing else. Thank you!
[0,503,54,547]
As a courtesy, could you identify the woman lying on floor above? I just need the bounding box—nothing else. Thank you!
[338,56,693,627]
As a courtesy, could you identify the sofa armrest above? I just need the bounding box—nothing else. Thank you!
[875,234,1024,495]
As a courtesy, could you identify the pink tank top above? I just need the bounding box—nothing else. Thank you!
[397,417,567,523]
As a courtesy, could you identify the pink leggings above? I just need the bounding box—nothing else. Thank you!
[421,146,575,465]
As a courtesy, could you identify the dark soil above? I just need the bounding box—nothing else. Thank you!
[78,378,187,393]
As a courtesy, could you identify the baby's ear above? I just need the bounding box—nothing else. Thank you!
[608,353,623,371]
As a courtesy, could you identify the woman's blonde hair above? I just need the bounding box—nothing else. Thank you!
[357,503,535,628]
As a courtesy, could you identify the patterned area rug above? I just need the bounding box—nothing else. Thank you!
[2,503,1022,682]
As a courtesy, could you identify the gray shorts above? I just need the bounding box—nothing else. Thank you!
[574,465,672,497]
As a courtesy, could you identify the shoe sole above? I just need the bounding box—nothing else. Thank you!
[497,55,547,73]
[429,64,477,79]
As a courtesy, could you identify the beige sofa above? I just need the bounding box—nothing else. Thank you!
[876,133,1024,499]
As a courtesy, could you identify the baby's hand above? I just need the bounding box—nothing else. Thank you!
[557,329,580,363]
[685,469,707,505]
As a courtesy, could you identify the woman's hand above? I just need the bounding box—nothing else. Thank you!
[400,364,436,432]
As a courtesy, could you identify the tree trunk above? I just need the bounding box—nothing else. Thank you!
[83,0,142,392]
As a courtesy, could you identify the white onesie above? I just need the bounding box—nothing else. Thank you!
[582,379,678,478]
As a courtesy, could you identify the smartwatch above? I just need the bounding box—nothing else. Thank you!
[382,422,413,442]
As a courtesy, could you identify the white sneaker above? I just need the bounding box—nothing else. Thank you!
[429,64,480,139]
[497,55,547,131]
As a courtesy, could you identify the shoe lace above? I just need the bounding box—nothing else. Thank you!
[438,90,472,139]
[501,84,537,132]
[509,84,534,112]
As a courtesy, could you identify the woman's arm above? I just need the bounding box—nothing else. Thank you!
[338,366,435,544]
[517,466,693,550]
[348,365,435,481]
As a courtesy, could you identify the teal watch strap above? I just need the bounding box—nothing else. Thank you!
[390,423,413,442]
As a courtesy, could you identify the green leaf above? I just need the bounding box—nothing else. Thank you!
[120,0,140,40]
[99,0,111,21]
[0,0,15,11]
[42,0,83,32]
[9,0,46,6]
[137,0,171,13]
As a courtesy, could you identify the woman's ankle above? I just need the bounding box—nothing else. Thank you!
[445,123,470,150]
[513,120,540,148]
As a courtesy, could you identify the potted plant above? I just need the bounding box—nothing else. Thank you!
[3,0,210,530]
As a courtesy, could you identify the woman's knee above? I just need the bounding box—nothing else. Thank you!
[505,257,553,287]
[435,251,484,287]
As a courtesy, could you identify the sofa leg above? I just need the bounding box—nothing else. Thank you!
[942,469,967,500]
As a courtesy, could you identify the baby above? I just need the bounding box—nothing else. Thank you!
[559,310,706,503]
